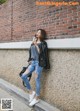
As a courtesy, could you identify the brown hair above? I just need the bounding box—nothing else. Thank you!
[36,29,47,41]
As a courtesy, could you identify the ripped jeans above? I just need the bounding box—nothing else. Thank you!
[21,60,43,96]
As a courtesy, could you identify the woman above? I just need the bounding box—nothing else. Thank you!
[21,29,50,106]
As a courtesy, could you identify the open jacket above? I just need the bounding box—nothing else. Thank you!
[27,41,50,69]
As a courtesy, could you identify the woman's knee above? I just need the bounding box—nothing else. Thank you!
[21,69,30,79]
[35,73,41,84]
[21,73,26,79]
[34,73,38,79]
[24,68,30,74]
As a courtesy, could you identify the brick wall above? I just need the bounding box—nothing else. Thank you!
[0,0,80,42]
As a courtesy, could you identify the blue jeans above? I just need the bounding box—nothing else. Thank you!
[21,60,43,96]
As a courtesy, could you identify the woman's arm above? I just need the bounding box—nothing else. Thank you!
[27,45,31,62]
[44,42,50,69]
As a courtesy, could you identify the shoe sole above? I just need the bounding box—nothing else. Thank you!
[29,100,40,107]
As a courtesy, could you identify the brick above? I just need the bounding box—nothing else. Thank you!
[0,0,80,42]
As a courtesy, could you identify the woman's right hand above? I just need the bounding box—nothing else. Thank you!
[32,37,37,44]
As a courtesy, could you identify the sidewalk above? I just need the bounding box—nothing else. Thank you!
[0,87,33,111]
[0,79,61,111]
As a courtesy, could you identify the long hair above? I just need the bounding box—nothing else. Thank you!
[36,29,47,41]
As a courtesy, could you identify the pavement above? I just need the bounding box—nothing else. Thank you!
[0,79,61,111]
[0,87,34,111]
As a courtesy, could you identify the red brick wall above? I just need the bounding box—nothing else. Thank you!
[0,0,80,42]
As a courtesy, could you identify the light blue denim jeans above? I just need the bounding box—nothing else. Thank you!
[21,60,43,96]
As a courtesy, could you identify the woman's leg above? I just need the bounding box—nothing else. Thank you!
[21,64,36,103]
[29,61,43,106]
[21,63,35,94]
[34,62,43,99]
[21,70,32,91]
[35,75,41,99]
[29,74,42,106]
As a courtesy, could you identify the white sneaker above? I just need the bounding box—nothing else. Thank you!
[29,98,40,107]
[29,91,36,103]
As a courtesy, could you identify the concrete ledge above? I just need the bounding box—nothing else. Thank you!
[0,38,80,49]
[0,78,60,111]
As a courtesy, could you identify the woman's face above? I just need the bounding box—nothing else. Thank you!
[36,30,41,38]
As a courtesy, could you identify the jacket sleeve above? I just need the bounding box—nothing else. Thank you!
[27,45,31,62]
[44,42,50,69]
